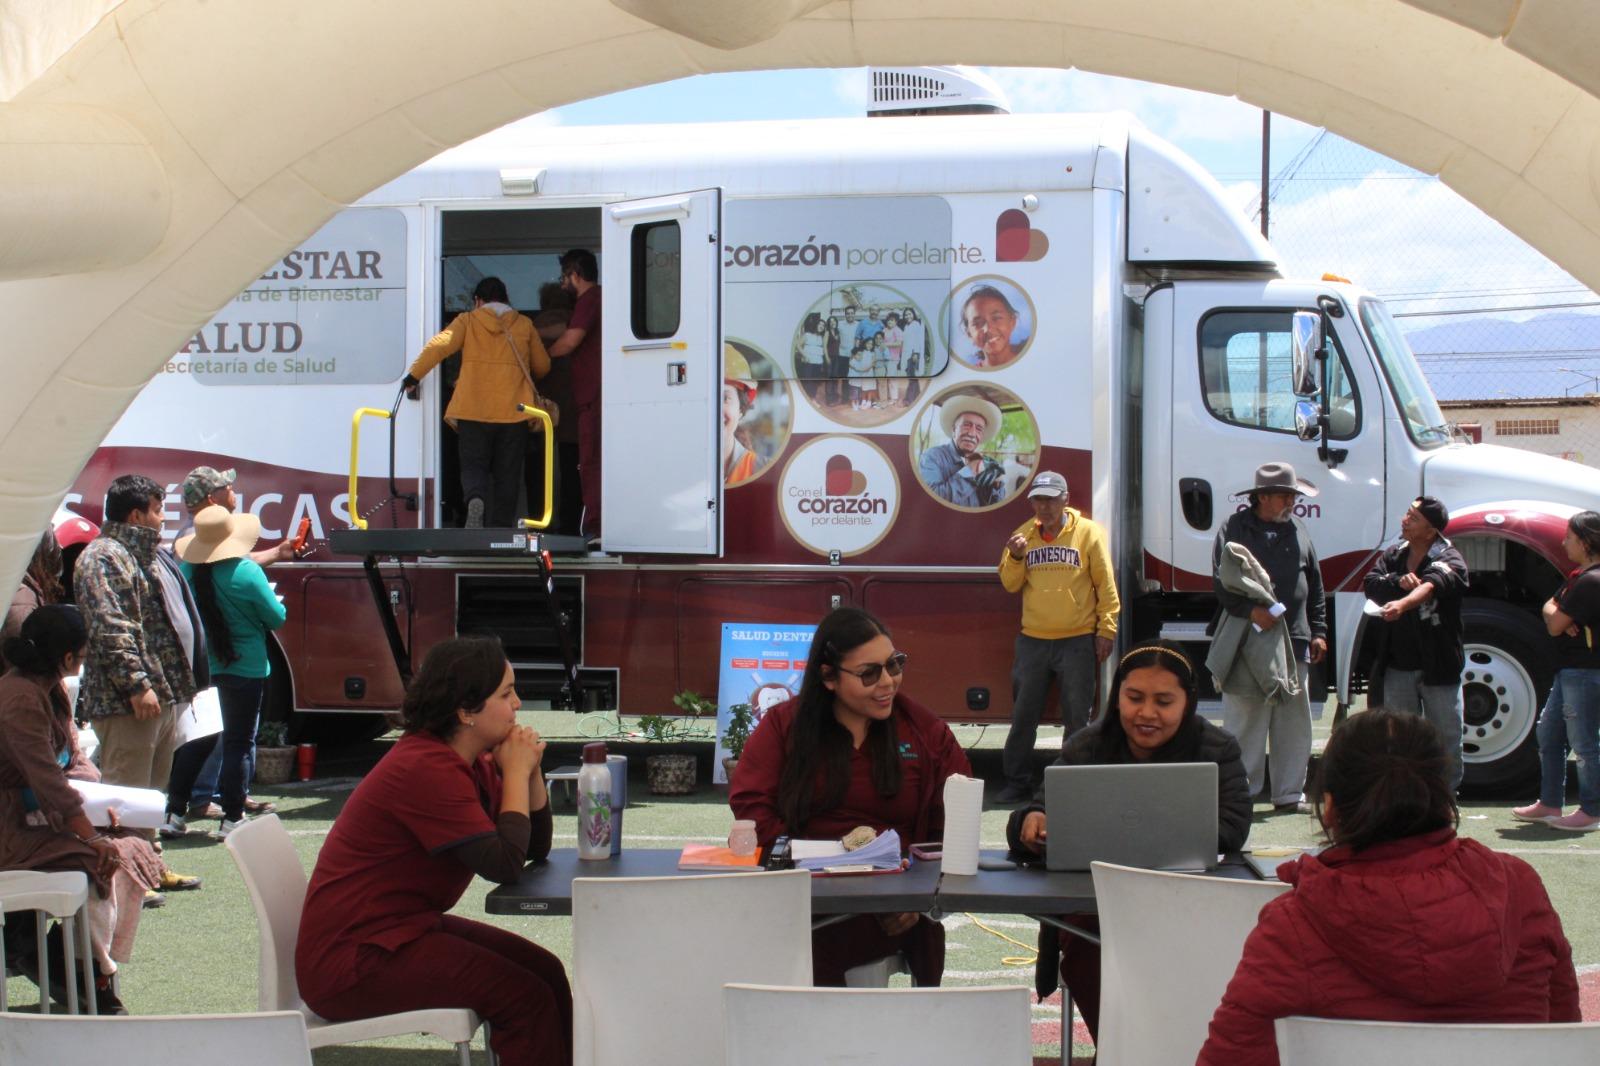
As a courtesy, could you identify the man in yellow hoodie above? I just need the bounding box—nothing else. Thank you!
[403,276,549,529]
[996,471,1120,803]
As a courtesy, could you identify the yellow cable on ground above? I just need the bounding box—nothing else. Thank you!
[966,913,1039,967]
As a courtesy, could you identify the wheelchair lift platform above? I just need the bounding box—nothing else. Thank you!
[328,527,588,705]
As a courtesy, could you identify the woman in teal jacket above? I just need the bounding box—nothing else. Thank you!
[170,505,286,836]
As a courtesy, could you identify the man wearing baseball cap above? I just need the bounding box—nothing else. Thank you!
[180,467,293,567]
[996,470,1121,803]
[1363,495,1470,790]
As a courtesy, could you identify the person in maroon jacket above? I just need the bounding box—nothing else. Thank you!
[297,637,570,1066]
[1200,710,1579,1066]
[729,606,972,986]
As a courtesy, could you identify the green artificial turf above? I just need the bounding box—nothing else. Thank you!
[5,707,1594,1063]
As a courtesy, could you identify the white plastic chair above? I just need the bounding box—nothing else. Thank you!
[723,983,1033,1065]
[223,814,489,1064]
[0,1008,312,1064]
[1091,860,1289,1066]
[0,869,96,1014]
[1276,1015,1600,1065]
[572,870,813,1066]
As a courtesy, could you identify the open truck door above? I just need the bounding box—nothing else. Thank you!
[599,189,724,554]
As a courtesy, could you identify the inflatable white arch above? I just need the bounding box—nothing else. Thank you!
[2,0,1597,585]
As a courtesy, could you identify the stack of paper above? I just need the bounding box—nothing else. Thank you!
[70,780,167,830]
[791,829,904,872]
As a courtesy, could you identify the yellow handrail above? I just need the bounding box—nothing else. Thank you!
[347,407,392,530]
[517,403,555,531]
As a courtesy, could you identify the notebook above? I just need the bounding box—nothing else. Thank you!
[1043,762,1218,872]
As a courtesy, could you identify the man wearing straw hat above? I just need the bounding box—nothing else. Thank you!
[918,393,1007,508]
[1209,461,1328,812]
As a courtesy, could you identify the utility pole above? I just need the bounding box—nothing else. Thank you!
[1260,110,1271,239]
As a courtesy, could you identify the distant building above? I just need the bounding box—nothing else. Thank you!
[1442,396,1600,469]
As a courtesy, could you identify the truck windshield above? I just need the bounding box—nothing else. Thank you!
[1359,297,1451,448]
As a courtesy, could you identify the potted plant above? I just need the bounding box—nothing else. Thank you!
[720,701,755,782]
[638,690,715,795]
[254,721,296,785]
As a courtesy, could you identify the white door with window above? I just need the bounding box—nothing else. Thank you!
[600,189,723,554]
[1161,280,1389,594]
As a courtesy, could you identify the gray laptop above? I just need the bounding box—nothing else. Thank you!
[1043,762,1219,872]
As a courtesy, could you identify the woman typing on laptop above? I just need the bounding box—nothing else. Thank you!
[1003,640,1251,1049]
[729,607,971,986]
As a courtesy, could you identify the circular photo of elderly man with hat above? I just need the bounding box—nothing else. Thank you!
[723,338,794,488]
[910,383,1040,511]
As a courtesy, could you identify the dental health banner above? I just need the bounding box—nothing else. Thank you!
[714,621,817,784]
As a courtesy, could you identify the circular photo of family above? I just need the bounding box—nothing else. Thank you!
[724,338,794,488]
[790,283,943,429]
[942,275,1036,371]
[910,382,1041,512]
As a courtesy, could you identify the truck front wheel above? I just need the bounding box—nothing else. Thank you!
[1459,600,1551,792]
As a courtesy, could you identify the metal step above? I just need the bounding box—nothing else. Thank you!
[1159,621,1213,643]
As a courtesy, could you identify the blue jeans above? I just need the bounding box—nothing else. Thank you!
[189,718,256,808]
[1537,668,1600,815]
[215,674,265,821]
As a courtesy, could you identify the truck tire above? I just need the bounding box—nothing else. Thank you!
[1459,600,1551,792]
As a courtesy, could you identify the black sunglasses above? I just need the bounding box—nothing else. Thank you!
[835,651,908,686]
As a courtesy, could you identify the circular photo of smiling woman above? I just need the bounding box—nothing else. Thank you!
[723,338,794,488]
[941,274,1036,371]
[910,381,1041,512]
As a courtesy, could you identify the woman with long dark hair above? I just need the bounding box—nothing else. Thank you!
[1005,640,1252,1050]
[297,636,569,1065]
[0,604,163,1012]
[167,504,285,836]
[1201,711,1578,1066]
[729,607,971,986]
[1513,509,1600,831]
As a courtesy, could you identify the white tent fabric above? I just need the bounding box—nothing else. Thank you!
[0,0,1597,589]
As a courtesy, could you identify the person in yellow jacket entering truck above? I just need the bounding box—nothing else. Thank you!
[995,470,1121,803]
[403,276,550,529]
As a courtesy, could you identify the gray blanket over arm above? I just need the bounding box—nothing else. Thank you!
[1206,541,1300,704]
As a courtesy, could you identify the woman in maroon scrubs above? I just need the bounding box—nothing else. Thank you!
[296,636,570,1065]
[730,607,972,985]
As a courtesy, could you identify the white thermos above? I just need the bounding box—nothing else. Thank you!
[576,742,613,860]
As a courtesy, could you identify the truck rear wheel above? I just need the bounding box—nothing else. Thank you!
[1459,600,1551,792]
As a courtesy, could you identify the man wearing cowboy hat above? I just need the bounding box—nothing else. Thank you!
[1363,495,1470,790]
[1210,461,1328,811]
[918,394,1007,508]
[996,471,1121,802]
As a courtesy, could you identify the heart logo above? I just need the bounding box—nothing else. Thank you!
[825,454,869,496]
[995,209,1049,262]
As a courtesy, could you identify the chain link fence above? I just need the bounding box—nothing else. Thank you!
[1257,129,1600,468]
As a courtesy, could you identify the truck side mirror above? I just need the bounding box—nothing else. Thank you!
[1294,399,1322,442]
[1290,311,1322,397]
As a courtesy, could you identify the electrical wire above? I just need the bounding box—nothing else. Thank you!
[966,913,1040,967]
